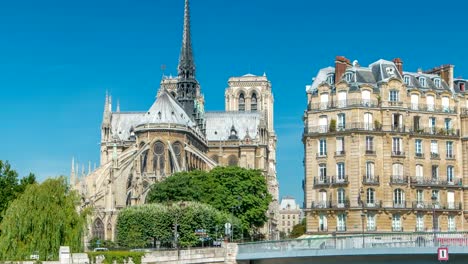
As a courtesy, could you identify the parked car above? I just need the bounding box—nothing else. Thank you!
[93,247,109,252]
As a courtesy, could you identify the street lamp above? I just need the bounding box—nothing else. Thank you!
[360,212,365,248]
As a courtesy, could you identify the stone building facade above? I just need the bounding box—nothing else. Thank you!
[71,0,278,243]
[278,196,303,235]
[303,56,468,234]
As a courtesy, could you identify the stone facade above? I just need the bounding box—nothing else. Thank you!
[303,56,468,234]
[71,0,279,244]
[278,196,302,235]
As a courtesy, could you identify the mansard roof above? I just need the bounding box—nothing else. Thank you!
[205,111,261,141]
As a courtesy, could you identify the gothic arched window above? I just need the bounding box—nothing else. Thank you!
[140,142,148,174]
[171,142,183,172]
[251,93,258,111]
[92,218,105,240]
[228,155,238,166]
[239,93,245,111]
[153,141,166,177]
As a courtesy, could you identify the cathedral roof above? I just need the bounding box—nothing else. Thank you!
[205,111,261,141]
[110,90,197,141]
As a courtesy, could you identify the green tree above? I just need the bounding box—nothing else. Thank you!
[0,177,87,261]
[0,160,36,224]
[146,167,272,232]
[289,218,306,239]
[116,202,238,248]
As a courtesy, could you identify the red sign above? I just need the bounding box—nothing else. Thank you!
[438,247,449,261]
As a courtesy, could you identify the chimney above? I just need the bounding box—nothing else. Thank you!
[393,58,403,75]
[424,64,455,90]
[335,56,350,83]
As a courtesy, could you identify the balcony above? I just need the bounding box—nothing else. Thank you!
[365,149,376,155]
[414,152,424,159]
[391,151,406,157]
[308,99,378,111]
[390,175,408,185]
[410,177,462,188]
[334,150,346,157]
[363,200,382,209]
[362,175,380,185]
[393,201,408,209]
[313,176,330,187]
[392,226,404,232]
[310,200,350,210]
[446,154,456,160]
[411,103,457,114]
[336,226,347,232]
[412,201,462,211]
[430,152,440,160]
[409,127,460,137]
[391,125,406,133]
[387,101,404,107]
[331,175,349,186]
[316,152,327,158]
[367,226,377,232]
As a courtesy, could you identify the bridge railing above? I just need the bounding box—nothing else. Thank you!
[238,232,468,254]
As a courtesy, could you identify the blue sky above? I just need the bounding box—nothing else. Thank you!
[1,0,467,205]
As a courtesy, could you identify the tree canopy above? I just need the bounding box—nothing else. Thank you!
[146,167,272,232]
[116,202,239,248]
[0,177,87,261]
[0,160,36,224]
[289,218,306,239]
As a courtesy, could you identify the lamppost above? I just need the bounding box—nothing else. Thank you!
[360,212,365,248]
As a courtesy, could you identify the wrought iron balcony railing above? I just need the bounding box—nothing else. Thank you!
[362,175,380,185]
[410,177,462,187]
[390,175,408,185]
[313,176,329,187]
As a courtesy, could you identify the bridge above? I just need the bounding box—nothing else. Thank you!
[237,232,468,264]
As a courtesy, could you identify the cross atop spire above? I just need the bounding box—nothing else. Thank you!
[178,0,195,79]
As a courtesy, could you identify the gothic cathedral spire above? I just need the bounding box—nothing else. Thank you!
[176,0,205,134]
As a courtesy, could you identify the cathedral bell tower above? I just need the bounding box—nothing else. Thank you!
[176,0,205,133]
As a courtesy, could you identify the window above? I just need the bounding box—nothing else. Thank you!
[431,140,438,155]
[239,93,245,111]
[319,139,327,156]
[337,214,346,231]
[426,95,435,111]
[337,113,346,130]
[365,161,375,179]
[432,165,439,181]
[460,82,465,92]
[429,117,436,133]
[419,77,426,87]
[319,164,327,182]
[367,213,376,231]
[392,163,404,178]
[392,137,402,155]
[319,190,327,207]
[416,164,423,180]
[338,91,347,108]
[93,219,105,241]
[364,112,373,130]
[367,188,375,206]
[416,190,424,203]
[320,93,329,109]
[416,214,424,232]
[432,190,440,207]
[336,137,345,155]
[442,96,449,112]
[393,189,405,207]
[319,116,328,133]
[413,116,420,131]
[411,94,419,110]
[362,90,371,106]
[389,90,399,102]
[447,166,454,183]
[446,141,454,158]
[366,136,374,153]
[153,141,166,176]
[392,214,402,231]
[415,139,423,156]
[434,78,441,88]
[319,214,327,231]
[404,76,411,86]
[337,188,346,206]
[392,113,403,130]
[345,72,353,82]
[448,215,456,231]
[326,74,335,85]
[445,118,452,131]
[447,191,455,210]
[251,93,258,111]
[337,163,345,181]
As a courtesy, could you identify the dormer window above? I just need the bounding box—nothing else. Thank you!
[434,78,441,88]
[404,76,411,86]
[419,77,426,87]
[460,82,465,92]
[326,74,335,85]
[345,72,353,83]
[386,67,395,76]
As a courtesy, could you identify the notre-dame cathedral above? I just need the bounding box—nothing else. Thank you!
[71,0,279,242]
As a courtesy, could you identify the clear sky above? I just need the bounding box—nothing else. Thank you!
[1,0,467,206]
